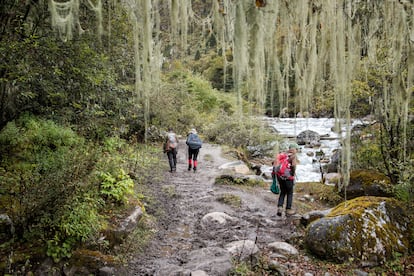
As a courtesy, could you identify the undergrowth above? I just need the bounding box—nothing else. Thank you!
[0,114,162,273]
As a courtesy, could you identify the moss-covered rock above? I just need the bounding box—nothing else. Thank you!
[305,196,411,266]
[337,169,393,199]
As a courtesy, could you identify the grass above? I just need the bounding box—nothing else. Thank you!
[217,194,242,208]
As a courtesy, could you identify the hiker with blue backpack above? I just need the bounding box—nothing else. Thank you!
[273,143,300,216]
[186,128,202,172]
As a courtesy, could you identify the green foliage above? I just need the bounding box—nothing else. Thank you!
[149,67,236,137]
[350,121,413,186]
[373,252,405,274]
[0,114,97,239]
[103,136,128,153]
[46,193,103,262]
[98,136,160,185]
[351,137,385,172]
[393,159,414,203]
[58,194,103,242]
[98,169,134,204]
[0,25,136,140]
[187,75,219,112]
[46,237,76,263]
[310,89,335,117]
[350,80,375,118]
[204,113,278,158]
[0,115,163,269]
[229,261,252,275]
[191,50,234,91]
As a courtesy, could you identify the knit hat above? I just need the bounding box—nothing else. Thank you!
[288,143,300,150]
[190,128,197,134]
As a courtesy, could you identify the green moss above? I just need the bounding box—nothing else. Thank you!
[71,249,119,268]
[217,194,242,208]
[350,169,392,190]
[325,197,410,262]
[327,197,399,217]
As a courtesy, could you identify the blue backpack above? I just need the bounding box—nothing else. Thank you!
[186,133,202,149]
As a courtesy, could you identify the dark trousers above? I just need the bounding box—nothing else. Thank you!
[277,177,294,209]
[188,148,199,169]
[188,148,199,161]
[167,148,177,171]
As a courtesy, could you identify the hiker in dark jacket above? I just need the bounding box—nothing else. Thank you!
[186,128,202,172]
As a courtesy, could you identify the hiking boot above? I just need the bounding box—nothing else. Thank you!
[193,167,197,172]
[277,207,283,216]
[286,209,296,216]
[188,165,192,171]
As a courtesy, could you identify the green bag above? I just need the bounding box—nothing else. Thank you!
[270,175,280,194]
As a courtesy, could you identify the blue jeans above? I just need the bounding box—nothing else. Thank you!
[277,177,294,209]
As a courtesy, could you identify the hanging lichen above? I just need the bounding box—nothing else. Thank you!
[86,0,103,41]
[46,0,413,185]
[49,0,104,41]
[49,0,82,42]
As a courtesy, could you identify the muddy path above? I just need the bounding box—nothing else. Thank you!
[125,140,302,275]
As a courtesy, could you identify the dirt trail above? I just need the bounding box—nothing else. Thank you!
[126,140,299,275]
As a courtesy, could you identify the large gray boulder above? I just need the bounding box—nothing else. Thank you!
[305,196,411,266]
[296,130,320,146]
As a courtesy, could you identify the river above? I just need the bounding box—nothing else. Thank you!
[263,117,365,183]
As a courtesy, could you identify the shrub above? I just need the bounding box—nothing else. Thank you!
[0,114,97,240]
[204,114,279,158]
[98,169,134,204]
[394,159,414,203]
[47,193,104,262]
[149,68,236,137]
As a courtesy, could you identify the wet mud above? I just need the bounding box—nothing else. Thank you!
[126,141,299,275]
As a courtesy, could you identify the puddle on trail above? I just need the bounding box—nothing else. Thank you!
[159,223,192,256]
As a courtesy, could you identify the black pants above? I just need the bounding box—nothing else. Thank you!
[277,177,294,209]
[187,147,199,170]
[167,148,177,171]
[188,147,199,161]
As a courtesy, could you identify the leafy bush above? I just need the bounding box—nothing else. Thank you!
[98,169,134,204]
[394,159,414,203]
[351,138,385,172]
[350,80,375,118]
[0,115,163,267]
[0,114,97,240]
[47,193,103,262]
[204,113,279,158]
[350,121,414,186]
[149,67,236,137]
